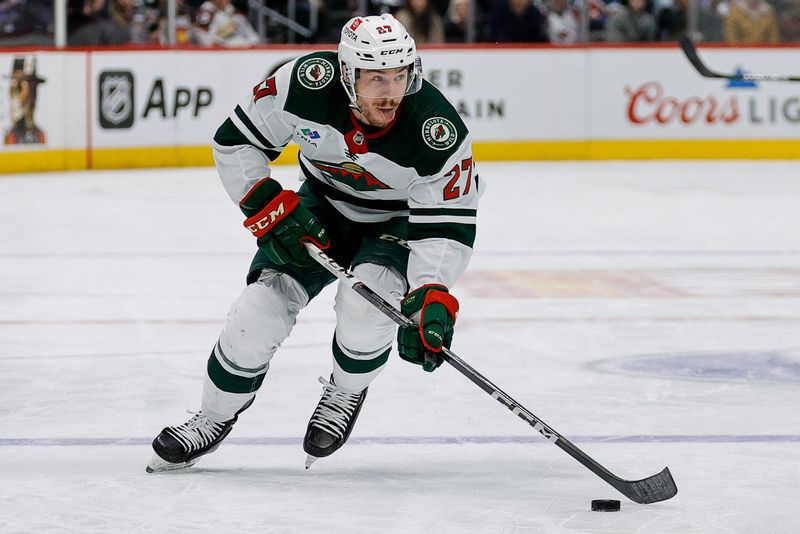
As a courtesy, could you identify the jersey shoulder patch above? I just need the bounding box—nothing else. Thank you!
[421,116,459,151]
[399,80,470,174]
[284,51,347,123]
[295,54,336,90]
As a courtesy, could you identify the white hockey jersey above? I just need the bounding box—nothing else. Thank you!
[212,51,483,289]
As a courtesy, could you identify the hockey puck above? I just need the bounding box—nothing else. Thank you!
[591,499,621,512]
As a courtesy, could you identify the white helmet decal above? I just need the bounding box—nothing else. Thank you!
[338,14,423,109]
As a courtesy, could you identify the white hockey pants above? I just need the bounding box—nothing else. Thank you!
[201,264,406,422]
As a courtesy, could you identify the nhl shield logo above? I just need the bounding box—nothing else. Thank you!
[98,71,135,129]
[422,117,457,150]
[297,58,334,90]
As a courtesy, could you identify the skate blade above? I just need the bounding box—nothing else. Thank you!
[305,455,318,470]
[146,453,200,473]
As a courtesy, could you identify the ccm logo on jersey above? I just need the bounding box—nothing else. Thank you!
[243,191,300,237]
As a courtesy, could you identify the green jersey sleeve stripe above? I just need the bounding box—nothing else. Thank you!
[409,208,477,217]
[234,105,276,149]
[408,215,476,225]
[214,118,251,147]
[262,147,284,161]
[215,117,284,160]
[408,222,476,248]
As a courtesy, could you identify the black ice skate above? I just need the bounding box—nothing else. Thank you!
[146,411,238,473]
[303,376,368,468]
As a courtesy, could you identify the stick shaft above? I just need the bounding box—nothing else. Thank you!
[303,242,677,504]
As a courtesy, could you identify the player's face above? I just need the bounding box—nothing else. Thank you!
[353,66,408,127]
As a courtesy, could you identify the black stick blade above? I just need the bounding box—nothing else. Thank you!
[613,467,678,504]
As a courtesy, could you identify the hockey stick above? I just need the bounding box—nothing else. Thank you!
[304,242,678,504]
[680,37,800,82]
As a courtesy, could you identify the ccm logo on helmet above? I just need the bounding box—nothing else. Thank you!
[380,49,404,55]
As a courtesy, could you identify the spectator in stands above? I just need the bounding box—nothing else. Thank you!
[583,0,608,41]
[4,56,46,145]
[695,0,724,42]
[547,0,580,43]
[724,0,779,42]
[0,0,52,45]
[68,0,131,45]
[443,0,471,41]
[144,0,206,44]
[128,0,160,43]
[657,0,687,40]
[780,0,800,41]
[490,0,548,42]
[194,0,260,45]
[606,0,657,41]
[395,0,446,44]
[315,0,361,43]
[110,0,135,35]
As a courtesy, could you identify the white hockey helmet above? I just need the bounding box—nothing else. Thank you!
[338,14,423,109]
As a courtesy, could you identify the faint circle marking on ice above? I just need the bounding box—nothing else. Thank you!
[589,349,800,384]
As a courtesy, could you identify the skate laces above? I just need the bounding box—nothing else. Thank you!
[166,411,226,451]
[308,377,361,439]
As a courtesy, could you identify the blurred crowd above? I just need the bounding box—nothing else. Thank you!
[1,0,800,46]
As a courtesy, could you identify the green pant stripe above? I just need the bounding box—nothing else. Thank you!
[215,342,270,374]
[207,350,266,394]
[332,335,390,374]
[215,117,283,161]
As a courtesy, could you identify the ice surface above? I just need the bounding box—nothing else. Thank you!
[1,161,799,533]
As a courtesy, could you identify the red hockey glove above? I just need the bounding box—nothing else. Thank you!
[241,178,329,268]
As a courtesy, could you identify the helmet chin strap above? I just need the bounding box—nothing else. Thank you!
[348,100,363,114]
[340,62,363,114]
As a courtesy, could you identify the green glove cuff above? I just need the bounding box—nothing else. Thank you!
[400,284,449,316]
[239,177,283,217]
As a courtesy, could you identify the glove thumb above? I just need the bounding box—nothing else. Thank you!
[421,322,445,352]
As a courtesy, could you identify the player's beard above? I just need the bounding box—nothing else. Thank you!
[358,97,401,128]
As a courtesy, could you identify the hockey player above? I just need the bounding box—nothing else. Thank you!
[147,13,482,473]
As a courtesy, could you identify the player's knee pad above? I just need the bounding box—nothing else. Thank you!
[218,269,308,370]
[334,263,407,355]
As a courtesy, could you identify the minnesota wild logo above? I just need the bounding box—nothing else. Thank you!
[297,58,334,90]
[310,160,391,191]
[422,117,458,150]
